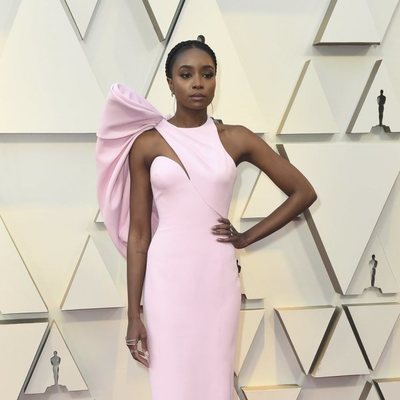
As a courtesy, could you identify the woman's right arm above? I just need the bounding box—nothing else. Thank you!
[126,132,154,367]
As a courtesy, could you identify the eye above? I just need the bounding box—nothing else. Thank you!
[180,72,191,79]
[203,72,215,79]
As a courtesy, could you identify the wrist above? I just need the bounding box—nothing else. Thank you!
[128,316,141,322]
[241,231,252,248]
[127,310,141,321]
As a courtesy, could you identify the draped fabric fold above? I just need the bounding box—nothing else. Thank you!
[96,83,163,258]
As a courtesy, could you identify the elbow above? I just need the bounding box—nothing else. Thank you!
[304,186,317,208]
[291,184,317,210]
[127,228,151,253]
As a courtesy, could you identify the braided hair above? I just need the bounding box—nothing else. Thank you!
[165,37,217,79]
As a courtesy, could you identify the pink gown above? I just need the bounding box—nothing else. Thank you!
[96,83,241,400]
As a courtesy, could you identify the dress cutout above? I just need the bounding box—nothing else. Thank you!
[96,83,241,400]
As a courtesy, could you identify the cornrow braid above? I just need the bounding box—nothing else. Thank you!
[165,38,217,79]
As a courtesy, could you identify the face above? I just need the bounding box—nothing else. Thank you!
[168,48,216,111]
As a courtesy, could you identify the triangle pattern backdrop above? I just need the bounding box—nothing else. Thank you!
[346,234,400,294]
[312,309,369,377]
[0,321,48,400]
[364,384,381,400]
[234,309,265,374]
[348,60,400,133]
[0,0,104,133]
[64,0,99,40]
[374,172,400,287]
[277,60,337,135]
[344,303,400,370]
[61,235,125,311]
[241,173,287,219]
[346,171,400,294]
[367,0,400,39]
[241,146,288,219]
[375,379,400,400]
[25,321,88,394]
[142,0,183,41]
[275,306,336,374]
[146,0,268,133]
[282,143,400,294]
[309,56,379,132]
[0,214,47,314]
[314,0,399,44]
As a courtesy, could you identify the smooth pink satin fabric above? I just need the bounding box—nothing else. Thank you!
[96,83,162,257]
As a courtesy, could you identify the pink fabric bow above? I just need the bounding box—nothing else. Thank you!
[96,83,163,258]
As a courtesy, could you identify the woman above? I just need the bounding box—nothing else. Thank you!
[96,38,316,400]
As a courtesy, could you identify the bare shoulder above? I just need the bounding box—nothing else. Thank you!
[129,128,159,166]
[214,121,267,164]
[215,121,258,141]
[130,128,159,153]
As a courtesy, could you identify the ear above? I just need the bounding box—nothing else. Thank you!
[167,78,174,94]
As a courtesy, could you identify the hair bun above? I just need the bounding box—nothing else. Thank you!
[197,35,205,43]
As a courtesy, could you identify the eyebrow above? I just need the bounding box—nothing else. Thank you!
[178,64,215,70]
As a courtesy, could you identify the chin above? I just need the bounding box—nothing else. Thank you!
[184,103,209,111]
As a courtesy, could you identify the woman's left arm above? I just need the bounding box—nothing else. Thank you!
[231,125,317,248]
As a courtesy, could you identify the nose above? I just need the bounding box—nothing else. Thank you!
[192,74,203,89]
[192,82,203,89]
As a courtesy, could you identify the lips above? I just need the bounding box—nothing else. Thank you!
[190,93,206,99]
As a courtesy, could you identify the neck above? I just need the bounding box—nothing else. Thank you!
[168,107,208,128]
